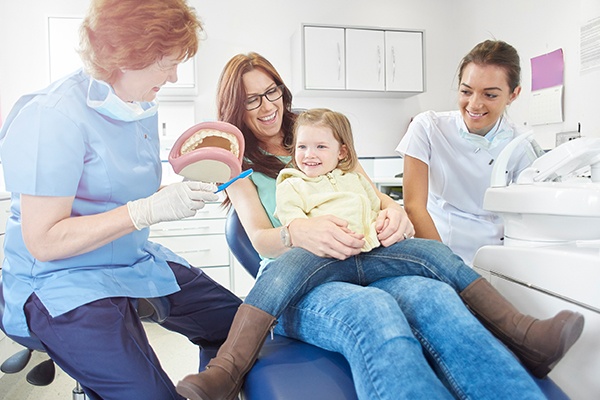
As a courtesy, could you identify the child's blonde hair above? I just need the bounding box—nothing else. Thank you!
[292,108,358,172]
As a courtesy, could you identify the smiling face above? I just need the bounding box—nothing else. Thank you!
[242,69,285,150]
[294,124,347,178]
[112,54,180,102]
[458,63,521,136]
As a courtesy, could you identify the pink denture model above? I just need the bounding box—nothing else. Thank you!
[169,121,245,183]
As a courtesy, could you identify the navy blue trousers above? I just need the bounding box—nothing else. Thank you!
[24,262,242,400]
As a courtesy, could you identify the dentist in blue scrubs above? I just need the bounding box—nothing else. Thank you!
[0,0,241,399]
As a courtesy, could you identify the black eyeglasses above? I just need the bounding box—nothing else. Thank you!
[245,84,285,111]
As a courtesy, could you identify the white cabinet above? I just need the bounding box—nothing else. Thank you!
[149,203,254,297]
[385,30,424,92]
[304,26,345,90]
[295,24,424,95]
[346,29,385,91]
[373,178,403,204]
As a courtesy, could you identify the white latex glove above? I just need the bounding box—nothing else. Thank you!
[127,181,218,230]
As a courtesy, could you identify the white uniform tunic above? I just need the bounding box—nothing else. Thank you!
[396,110,536,265]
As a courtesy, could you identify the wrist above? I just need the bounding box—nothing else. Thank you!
[280,220,294,248]
[126,200,149,230]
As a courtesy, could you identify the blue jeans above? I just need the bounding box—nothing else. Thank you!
[276,277,545,400]
[245,238,479,316]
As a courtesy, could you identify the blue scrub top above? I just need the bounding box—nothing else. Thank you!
[0,70,185,338]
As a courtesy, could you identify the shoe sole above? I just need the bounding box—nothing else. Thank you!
[176,380,210,400]
[532,311,585,378]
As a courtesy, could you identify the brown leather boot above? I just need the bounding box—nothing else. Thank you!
[176,304,276,400]
[460,277,584,378]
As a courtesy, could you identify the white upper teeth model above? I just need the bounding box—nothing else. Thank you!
[179,129,240,156]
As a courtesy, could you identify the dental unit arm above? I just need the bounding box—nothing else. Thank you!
[485,134,600,244]
[490,134,600,187]
[516,137,600,184]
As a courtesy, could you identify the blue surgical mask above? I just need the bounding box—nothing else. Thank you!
[87,78,158,122]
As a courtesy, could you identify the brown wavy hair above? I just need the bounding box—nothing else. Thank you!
[79,0,203,83]
[216,52,296,179]
[458,40,521,92]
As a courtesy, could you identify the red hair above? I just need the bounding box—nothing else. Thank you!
[79,0,203,83]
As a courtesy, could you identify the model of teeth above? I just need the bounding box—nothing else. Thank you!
[180,129,240,157]
[169,121,245,183]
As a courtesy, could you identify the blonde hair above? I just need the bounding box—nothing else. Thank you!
[79,0,203,83]
[292,108,358,172]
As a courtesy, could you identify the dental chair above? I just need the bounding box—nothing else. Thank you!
[224,209,571,400]
[0,274,170,400]
[225,209,357,400]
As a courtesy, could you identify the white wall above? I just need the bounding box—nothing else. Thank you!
[459,0,600,149]
[1,0,598,155]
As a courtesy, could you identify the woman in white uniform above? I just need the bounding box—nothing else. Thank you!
[397,39,539,265]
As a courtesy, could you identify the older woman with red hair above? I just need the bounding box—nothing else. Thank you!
[0,1,241,399]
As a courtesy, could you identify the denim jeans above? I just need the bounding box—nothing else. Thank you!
[245,238,480,316]
[275,277,545,400]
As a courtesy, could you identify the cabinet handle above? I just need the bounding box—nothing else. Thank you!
[377,46,382,82]
[337,42,342,81]
[152,226,211,234]
[391,46,396,83]
[176,249,211,254]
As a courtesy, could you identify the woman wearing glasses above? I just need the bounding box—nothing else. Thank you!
[177,52,549,400]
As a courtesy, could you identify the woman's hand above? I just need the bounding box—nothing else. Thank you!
[375,204,415,247]
[289,216,364,260]
[354,161,414,247]
[127,181,218,230]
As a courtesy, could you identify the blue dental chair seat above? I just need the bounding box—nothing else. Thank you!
[224,209,570,400]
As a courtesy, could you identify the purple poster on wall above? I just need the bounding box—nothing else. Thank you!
[531,48,564,91]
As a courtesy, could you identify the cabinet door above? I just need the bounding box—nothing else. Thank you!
[385,31,424,92]
[346,29,385,91]
[303,26,345,90]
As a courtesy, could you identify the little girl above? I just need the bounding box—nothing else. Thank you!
[177,108,584,400]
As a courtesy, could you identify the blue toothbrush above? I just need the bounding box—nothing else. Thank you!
[215,169,254,193]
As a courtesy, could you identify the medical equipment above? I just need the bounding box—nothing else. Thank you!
[474,136,600,399]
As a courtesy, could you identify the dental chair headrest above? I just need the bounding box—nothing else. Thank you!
[169,121,245,183]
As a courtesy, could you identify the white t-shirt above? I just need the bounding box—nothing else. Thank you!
[396,110,537,265]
